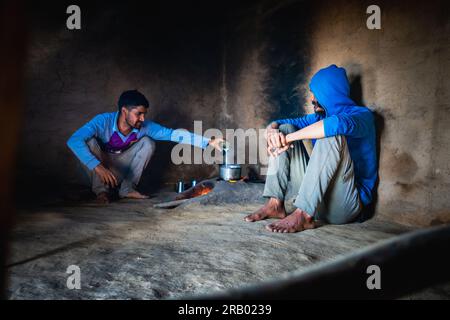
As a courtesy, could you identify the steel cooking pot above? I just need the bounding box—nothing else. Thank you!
[220,164,241,181]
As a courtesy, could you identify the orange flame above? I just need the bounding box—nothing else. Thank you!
[175,183,213,200]
[193,185,213,197]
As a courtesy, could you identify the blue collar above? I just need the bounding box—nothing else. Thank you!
[113,112,139,141]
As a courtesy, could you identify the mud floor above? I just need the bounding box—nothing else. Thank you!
[6,184,441,300]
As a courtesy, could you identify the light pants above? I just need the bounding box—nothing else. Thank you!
[83,136,155,197]
[263,124,361,224]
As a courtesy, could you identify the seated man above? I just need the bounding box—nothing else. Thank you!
[245,65,377,233]
[67,89,222,203]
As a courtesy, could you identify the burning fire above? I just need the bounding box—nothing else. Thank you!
[195,185,213,197]
[175,182,214,200]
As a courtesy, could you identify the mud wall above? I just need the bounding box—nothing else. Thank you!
[17,0,312,199]
[18,1,226,197]
[303,0,450,226]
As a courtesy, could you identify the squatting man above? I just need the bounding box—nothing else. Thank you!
[67,90,223,203]
[244,64,378,233]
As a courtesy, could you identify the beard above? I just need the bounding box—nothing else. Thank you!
[313,100,325,115]
[314,106,324,114]
[126,116,142,129]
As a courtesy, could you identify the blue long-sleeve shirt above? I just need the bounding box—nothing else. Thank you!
[277,65,378,206]
[67,111,210,170]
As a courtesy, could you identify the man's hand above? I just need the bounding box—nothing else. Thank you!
[267,133,291,156]
[265,122,281,156]
[208,137,226,151]
[274,140,291,156]
[94,164,118,188]
[264,121,279,140]
[265,122,291,157]
[265,122,285,149]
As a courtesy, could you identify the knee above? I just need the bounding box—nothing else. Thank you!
[278,124,298,135]
[137,136,156,154]
[320,134,345,144]
[315,134,346,150]
[86,138,97,148]
[86,138,100,153]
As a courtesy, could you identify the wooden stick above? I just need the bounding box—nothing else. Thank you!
[153,199,190,209]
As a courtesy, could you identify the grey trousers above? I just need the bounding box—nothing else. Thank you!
[83,136,155,197]
[263,124,361,224]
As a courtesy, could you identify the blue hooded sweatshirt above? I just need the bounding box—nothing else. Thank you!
[276,65,378,206]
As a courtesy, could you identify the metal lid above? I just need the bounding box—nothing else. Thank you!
[221,164,241,169]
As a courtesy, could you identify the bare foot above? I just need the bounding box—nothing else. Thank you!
[245,198,286,222]
[123,191,149,199]
[95,192,110,204]
[266,208,315,233]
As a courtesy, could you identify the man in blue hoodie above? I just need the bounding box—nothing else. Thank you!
[67,90,223,203]
[245,65,377,233]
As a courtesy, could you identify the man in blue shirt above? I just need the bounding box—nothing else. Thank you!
[67,90,222,203]
[245,65,378,233]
